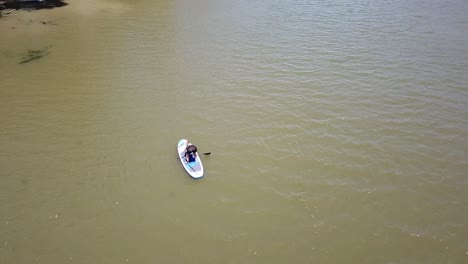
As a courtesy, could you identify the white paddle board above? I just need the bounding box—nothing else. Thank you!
[177,139,204,179]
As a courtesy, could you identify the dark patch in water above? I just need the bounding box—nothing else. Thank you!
[2,0,68,10]
[19,45,51,64]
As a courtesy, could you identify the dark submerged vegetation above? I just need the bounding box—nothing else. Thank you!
[1,0,67,11]
[19,45,52,64]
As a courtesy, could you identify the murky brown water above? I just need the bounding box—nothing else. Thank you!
[1,0,467,263]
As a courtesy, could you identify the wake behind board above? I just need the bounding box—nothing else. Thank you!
[177,139,204,179]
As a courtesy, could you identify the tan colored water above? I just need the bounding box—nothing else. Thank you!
[1,0,467,263]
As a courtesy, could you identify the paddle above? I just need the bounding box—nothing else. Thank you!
[177,152,211,160]
[185,153,210,172]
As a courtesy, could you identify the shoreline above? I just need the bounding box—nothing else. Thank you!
[0,0,131,66]
[0,1,68,65]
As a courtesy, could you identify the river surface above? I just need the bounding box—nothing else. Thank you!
[1,0,467,263]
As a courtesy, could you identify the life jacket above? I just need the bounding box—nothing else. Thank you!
[186,144,197,162]
[188,152,196,162]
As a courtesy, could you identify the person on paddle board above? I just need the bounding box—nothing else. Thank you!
[185,144,198,163]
